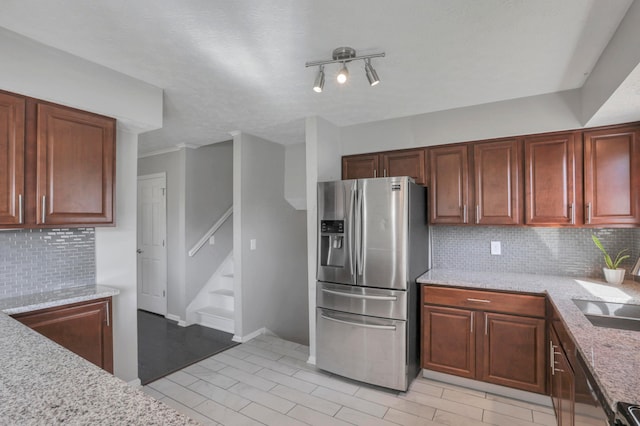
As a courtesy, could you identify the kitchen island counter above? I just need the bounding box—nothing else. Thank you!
[418,269,640,411]
[0,310,198,425]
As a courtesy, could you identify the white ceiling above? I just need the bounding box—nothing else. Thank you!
[0,0,635,155]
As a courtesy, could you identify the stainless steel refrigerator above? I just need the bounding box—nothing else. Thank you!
[316,176,429,391]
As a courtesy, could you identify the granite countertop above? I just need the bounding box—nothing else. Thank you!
[0,285,120,314]
[0,312,197,425]
[0,286,198,424]
[417,269,640,410]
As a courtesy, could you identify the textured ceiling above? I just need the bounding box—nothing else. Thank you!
[0,0,634,155]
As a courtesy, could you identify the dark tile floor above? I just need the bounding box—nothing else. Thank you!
[137,309,238,385]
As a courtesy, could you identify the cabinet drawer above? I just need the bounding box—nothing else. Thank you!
[423,286,545,318]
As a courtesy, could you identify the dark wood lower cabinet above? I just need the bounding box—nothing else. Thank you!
[12,298,113,373]
[422,305,475,379]
[550,326,575,426]
[421,286,547,394]
[481,312,546,393]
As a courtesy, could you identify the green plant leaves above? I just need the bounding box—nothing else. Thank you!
[592,234,629,269]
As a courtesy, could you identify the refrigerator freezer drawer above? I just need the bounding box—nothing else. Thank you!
[316,308,408,391]
[316,282,407,320]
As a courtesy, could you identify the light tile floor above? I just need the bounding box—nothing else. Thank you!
[142,334,557,426]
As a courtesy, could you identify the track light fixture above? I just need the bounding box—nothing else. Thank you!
[313,65,325,93]
[306,46,385,92]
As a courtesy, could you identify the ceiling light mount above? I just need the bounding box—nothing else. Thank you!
[306,46,385,92]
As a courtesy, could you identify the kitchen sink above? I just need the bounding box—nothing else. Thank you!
[572,299,640,332]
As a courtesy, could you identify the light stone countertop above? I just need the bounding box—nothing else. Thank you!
[0,284,120,314]
[417,269,640,410]
[0,286,199,424]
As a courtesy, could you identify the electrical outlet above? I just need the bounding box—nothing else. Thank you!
[491,241,501,255]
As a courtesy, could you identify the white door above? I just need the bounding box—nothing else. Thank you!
[137,173,167,315]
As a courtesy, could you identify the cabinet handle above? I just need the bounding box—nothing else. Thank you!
[383,169,387,177]
[555,368,565,373]
[569,203,575,225]
[18,194,23,224]
[373,169,377,178]
[41,196,46,224]
[462,205,468,224]
[550,341,555,375]
[586,202,592,224]
[106,301,110,327]
[467,298,491,303]
[485,312,488,335]
[470,312,474,333]
[476,205,480,224]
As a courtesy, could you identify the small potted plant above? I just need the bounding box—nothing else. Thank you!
[591,235,630,284]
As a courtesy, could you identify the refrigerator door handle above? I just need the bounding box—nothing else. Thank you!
[357,186,365,278]
[347,186,356,280]
[321,288,397,301]
[320,314,397,331]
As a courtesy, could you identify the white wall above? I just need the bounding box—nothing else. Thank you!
[284,143,307,210]
[341,90,582,155]
[305,117,342,363]
[0,27,162,133]
[234,132,309,344]
[582,0,640,124]
[95,129,139,382]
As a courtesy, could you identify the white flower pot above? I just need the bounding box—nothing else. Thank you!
[603,267,625,285]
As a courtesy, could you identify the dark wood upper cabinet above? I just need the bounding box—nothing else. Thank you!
[36,103,115,225]
[0,91,25,226]
[342,154,379,179]
[583,126,640,226]
[12,298,113,373]
[342,148,426,184]
[0,90,116,229]
[473,139,521,225]
[382,149,426,185]
[429,145,470,224]
[524,132,580,226]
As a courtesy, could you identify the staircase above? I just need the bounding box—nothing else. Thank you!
[186,252,235,333]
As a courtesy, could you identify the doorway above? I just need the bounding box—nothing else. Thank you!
[137,173,167,315]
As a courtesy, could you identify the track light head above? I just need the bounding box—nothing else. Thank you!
[313,66,325,93]
[365,59,380,86]
[337,63,349,84]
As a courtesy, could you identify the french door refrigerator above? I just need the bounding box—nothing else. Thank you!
[316,176,429,391]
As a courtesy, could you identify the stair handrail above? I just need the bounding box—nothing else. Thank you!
[188,205,233,257]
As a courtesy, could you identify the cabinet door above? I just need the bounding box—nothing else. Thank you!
[584,126,640,226]
[473,140,521,225]
[524,133,578,225]
[422,305,476,378]
[36,103,115,225]
[342,154,380,179]
[13,299,113,373]
[0,92,25,226]
[382,149,426,185]
[550,328,575,426]
[429,145,470,224]
[481,312,546,394]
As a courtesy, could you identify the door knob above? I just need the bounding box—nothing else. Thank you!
[136,249,143,254]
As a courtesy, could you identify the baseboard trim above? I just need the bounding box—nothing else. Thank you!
[307,355,316,365]
[232,327,265,343]
[421,369,553,407]
[127,378,142,388]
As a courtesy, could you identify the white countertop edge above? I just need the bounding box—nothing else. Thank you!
[1,285,120,315]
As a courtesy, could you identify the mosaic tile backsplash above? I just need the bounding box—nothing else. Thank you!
[0,228,96,298]
[431,226,640,279]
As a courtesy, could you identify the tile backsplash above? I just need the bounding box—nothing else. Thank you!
[0,228,96,298]
[431,226,640,278]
